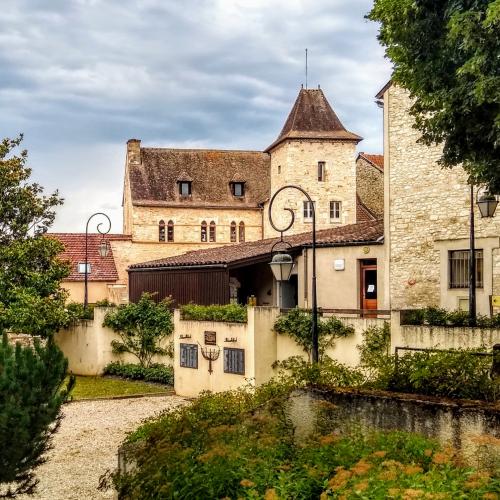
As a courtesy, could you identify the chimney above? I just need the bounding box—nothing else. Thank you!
[127,139,141,165]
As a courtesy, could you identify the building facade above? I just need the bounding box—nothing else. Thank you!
[380,83,500,315]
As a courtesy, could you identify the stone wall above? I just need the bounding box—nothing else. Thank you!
[356,155,383,217]
[128,205,262,244]
[264,140,357,238]
[385,85,500,313]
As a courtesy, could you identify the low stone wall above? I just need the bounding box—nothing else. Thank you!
[390,310,500,352]
[276,317,388,366]
[54,307,172,376]
[289,388,500,469]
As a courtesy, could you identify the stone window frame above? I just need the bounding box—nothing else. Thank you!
[209,221,216,242]
[303,200,315,222]
[201,221,207,242]
[230,221,237,242]
[167,220,174,243]
[329,201,342,221]
[318,161,326,182]
[239,221,245,242]
[158,220,166,242]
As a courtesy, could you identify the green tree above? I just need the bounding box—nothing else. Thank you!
[0,135,70,336]
[369,0,500,192]
[103,293,174,368]
[0,334,74,497]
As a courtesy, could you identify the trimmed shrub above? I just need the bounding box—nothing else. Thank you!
[401,307,500,328]
[103,362,174,386]
[180,303,247,323]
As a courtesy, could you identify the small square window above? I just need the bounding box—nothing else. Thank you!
[318,161,326,181]
[78,263,91,274]
[179,181,192,196]
[232,182,245,197]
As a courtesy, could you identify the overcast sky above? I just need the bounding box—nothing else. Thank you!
[0,0,391,233]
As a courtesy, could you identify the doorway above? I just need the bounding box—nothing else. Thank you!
[360,259,377,317]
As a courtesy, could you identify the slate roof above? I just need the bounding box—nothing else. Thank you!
[358,152,384,171]
[49,233,130,282]
[129,220,383,270]
[266,88,362,152]
[129,148,270,208]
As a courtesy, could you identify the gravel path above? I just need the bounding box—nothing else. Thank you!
[22,395,187,500]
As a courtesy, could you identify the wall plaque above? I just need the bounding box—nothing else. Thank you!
[204,331,217,345]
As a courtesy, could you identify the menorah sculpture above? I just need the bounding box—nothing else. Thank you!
[199,344,220,374]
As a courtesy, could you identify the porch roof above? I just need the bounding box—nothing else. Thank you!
[129,220,383,271]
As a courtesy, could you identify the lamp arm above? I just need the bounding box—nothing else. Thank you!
[268,185,315,234]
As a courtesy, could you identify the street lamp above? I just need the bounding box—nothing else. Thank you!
[469,186,498,326]
[269,252,295,282]
[84,212,111,310]
[268,185,319,363]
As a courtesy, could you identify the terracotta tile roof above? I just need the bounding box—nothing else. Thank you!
[356,195,378,223]
[129,148,270,208]
[357,152,384,171]
[265,88,362,152]
[49,233,130,282]
[129,220,383,270]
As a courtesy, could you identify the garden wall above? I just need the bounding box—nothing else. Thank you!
[276,316,387,366]
[390,311,500,352]
[173,307,279,397]
[54,307,172,376]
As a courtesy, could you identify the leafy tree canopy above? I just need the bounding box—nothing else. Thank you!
[369,0,500,192]
[0,136,70,336]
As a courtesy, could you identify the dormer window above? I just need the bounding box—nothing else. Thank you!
[179,181,192,196]
[231,182,245,197]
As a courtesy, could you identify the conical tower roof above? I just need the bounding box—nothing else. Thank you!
[265,87,362,152]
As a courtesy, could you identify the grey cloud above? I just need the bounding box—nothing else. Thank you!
[0,0,391,231]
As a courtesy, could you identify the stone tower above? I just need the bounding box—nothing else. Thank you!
[263,87,362,238]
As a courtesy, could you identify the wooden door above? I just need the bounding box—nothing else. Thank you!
[360,260,377,317]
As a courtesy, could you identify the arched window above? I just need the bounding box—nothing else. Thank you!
[167,220,174,242]
[201,221,207,242]
[230,221,237,242]
[209,221,216,242]
[159,220,165,242]
[239,221,245,242]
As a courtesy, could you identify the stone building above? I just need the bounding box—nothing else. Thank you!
[379,83,500,315]
[54,86,383,305]
[263,87,363,238]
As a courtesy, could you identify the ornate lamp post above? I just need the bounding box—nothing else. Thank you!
[84,212,111,310]
[469,186,498,326]
[268,185,319,363]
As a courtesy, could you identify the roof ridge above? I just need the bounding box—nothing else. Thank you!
[141,147,268,154]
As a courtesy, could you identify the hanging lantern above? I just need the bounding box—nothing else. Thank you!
[269,252,294,282]
[477,194,498,218]
[98,239,110,258]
